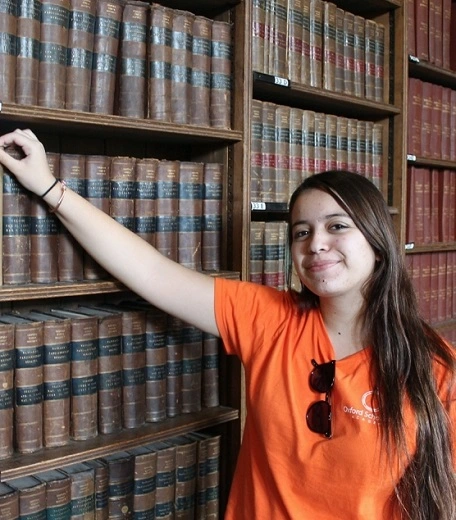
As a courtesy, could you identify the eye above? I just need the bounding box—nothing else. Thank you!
[292,228,309,241]
[328,222,350,232]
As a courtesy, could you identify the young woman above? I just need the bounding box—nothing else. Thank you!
[0,128,454,519]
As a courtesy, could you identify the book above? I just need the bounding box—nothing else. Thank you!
[275,104,290,204]
[61,462,95,519]
[166,315,184,418]
[38,0,70,109]
[178,161,204,270]
[250,99,263,203]
[442,0,451,69]
[0,321,15,460]
[6,476,46,519]
[210,20,232,129]
[407,78,422,156]
[65,0,96,112]
[135,157,158,248]
[407,0,416,57]
[148,441,176,520]
[0,482,18,519]
[287,0,303,83]
[83,459,109,520]
[374,22,385,103]
[35,469,71,520]
[0,315,43,454]
[325,113,338,171]
[364,19,376,101]
[250,220,265,285]
[202,162,223,271]
[322,1,337,92]
[202,332,219,408]
[127,445,158,519]
[313,111,327,173]
[288,107,303,199]
[191,15,212,126]
[271,0,288,78]
[343,11,355,97]
[309,0,323,89]
[300,0,311,85]
[415,0,429,60]
[252,0,266,74]
[148,3,173,122]
[353,14,365,98]
[260,101,277,202]
[356,120,367,178]
[336,116,348,171]
[302,109,316,176]
[334,7,344,93]
[110,155,137,232]
[15,0,41,105]
[202,434,221,519]
[90,0,123,114]
[118,0,148,118]
[0,0,17,103]
[263,221,280,288]
[102,451,134,518]
[181,322,202,414]
[421,81,432,158]
[441,87,451,161]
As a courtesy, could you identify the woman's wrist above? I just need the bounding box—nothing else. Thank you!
[40,178,59,198]
[42,180,67,213]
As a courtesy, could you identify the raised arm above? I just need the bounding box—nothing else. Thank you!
[0,129,219,335]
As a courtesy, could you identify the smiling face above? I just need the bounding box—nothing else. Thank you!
[290,188,378,303]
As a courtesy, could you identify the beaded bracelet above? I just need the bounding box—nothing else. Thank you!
[49,181,67,213]
[40,178,59,198]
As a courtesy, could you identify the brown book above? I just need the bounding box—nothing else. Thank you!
[252,0,266,74]
[61,462,96,519]
[118,0,148,118]
[374,22,385,103]
[26,310,71,448]
[430,169,440,242]
[441,87,451,161]
[155,160,179,262]
[148,441,176,520]
[353,15,365,98]
[334,7,344,94]
[6,476,46,519]
[442,0,451,69]
[202,162,223,271]
[407,77,422,156]
[90,0,123,114]
[325,113,338,171]
[83,459,109,520]
[302,109,315,176]
[36,469,71,519]
[65,0,97,112]
[49,308,99,440]
[407,0,416,56]
[127,445,158,518]
[102,451,135,519]
[309,0,323,89]
[260,101,277,202]
[171,9,194,125]
[181,323,202,414]
[345,117,357,174]
[343,11,355,97]
[0,0,17,103]
[0,315,43,454]
[58,154,86,281]
[191,15,212,126]
[30,152,60,284]
[135,157,158,248]
[288,0,303,82]
[76,305,123,435]
[313,111,327,173]
[300,0,311,85]
[415,0,429,60]
[84,154,111,280]
[263,221,280,288]
[336,116,348,172]
[15,0,41,105]
[262,0,272,75]
[288,107,302,199]
[451,90,456,161]
[38,0,70,109]
[0,321,14,460]
[421,81,433,158]
[428,0,436,64]
[430,83,442,160]
[210,20,232,129]
[364,19,376,101]
[438,169,451,242]
[0,482,18,519]
[422,167,432,244]
[183,432,207,519]
[202,332,219,408]
[250,99,263,203]
[364,121,374,183]
[110,156,136,232]
[323,1,337,92]
[372,123,384,190]
[250,220,264,285]
[148,3,173,122]
[178,161,203,270]
[271,0,288,78]
[166,315,183,418]
[356,120,367,178]
[203,434,221,519]
[275,105,290,204]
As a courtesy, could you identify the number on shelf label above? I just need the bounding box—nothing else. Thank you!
[274,76,289,87]
[251,202,266,210]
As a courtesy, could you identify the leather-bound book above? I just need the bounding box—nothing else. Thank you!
[202,332,219,408]
[38,0,70,109]
[191,15,211,126]
[270,0,287,77]
[249,220,264,285]
[252,0,265,74]
[147,441,176,519]
[6,476,46,519]
[83,155,111,280]
[300,0,311,85]
[49,308,99,441]
[118,0,148,118]
[65,0,97,112]
[134,157,158,248]
[35,469,71,519]
[181,323,202,414]
[30,152,60,283]
[204,434,221,519]
[343,10,355,97]
[166,315,183,418]
[313,112,327,174]
[325,113,338,172]
[102,451,134,519]
[352,14,365,99]
[26,310,71,448]
[90,0,123,114]
[356,120,367,178]
[275,104,290,203]
[322,1,337,92]
[250,98,263,203]
[148,3,173,122]
[288,107,303,200]
[178,161,203,270]
[260,101,276,202]
[336,116,349,172]
[58,154,86,281]
[2,147,31,285]
[0,315,43,454]
[372,122,383,190]
[374,22,385,103]
[309,0,323,89]
[302,109,315,176]
[0,482,18,519]
[263,221,280,289]
[347,117,358,174]
[210,20,232,129]
[16,0,41,105]
[83,459,109,520]
[170,9,194,125]
[155,160,179,262]
[110,156,136,232]
[0,0,17,103]
[420,80,432,158]
[61,462,95,518]
[202,162,223,271]
[287,0,303,82]
[127,445,157,519]
[0,321,14,460]
[334,7,344,94]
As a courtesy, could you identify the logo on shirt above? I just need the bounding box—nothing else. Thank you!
[343,390,380,425]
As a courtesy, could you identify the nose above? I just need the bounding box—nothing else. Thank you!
[308,230,330,253]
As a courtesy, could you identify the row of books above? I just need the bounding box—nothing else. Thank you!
[253,0,385,102]
[2,151,223,285]
[0,432,220,519]
[251,99,384,203]
[0,302,220,459]
[406,167,456,246]
[407,78,456,160]
[407,0,455,69]
[407,251,456,326]
[1,0,232,128]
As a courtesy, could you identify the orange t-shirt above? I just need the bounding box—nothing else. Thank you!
[214,278,455,519]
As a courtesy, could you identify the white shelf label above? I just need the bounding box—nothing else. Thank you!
[274,76,289,87]
[251,201,266,210]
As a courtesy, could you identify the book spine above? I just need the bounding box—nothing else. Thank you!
[288,107,303,199]
[272,0,288,78]
[178,161,204,270]
[15,0,41,105]
[353,14,365,99]
[105,453,135,519]
[322,1,336,92]
[416,0,429,60]
[364,19,376,101]
[263,221,280,288]
[343,11,355,97]
[372,123,383,190]
[65,0,96,112]
[309,0,323,89]
[287,0,303,82]
[90,0,123,114]
[202,163,223,271]
[181,323,202,414]
[154,445,176,519]
[313,112,327,173]
[191,15,212,126]
[38,0,70,109]
[171,9,194,125]
[134,157,158,249]
[0,483,18,519]
[334,7,344,93]
[172,438,197,518]
[250,220,265,285]
[336,116,348,171]
[325,113,338,171]
[300,0,311,85]
[302,109,316,176]
[250,99,263,203]
[8,477,46,518]
[0,322,14,459]
[36,470,71,519]
[421,80,432,158]
[84,154,111,280]
[210,20,232,129]
[364,121,374,184]
[275,105,290,204]
[407,77,422,156]
[204,435,221,519]
[356,120,367,178]
[430,83,442,160]
[130,448,157,518]
[260,101,277,202]
[62,464,96,518]
[118,0,148,118]
[202,332,219,408]
[252,0,266,74]
[166,315,183,417]
[148,4,173,122]
[374,22,385,103]
[428,0,436,64]
[110,156,136,231]
[442,0,451,69]
[0,0,17,103]
[83,459,109,520]
[441,87,451,161]
[407,0,416,57]
[155,160,179,262]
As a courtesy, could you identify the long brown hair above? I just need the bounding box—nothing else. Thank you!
[288,171,456,519]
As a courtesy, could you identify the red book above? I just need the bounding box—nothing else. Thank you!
[0,0,17,103]
[415,0,429,60]
[433,0,443,67]
[438,169,451,242]
[407,0,416,56]
[428,0,436,63]
[437,252,447,323]
[431,169,440,243]
[421,81,433,158]
[442,0,451,69]
[407,78,422,156]
[441,87,451,160]
[430,84,442,160]
[422,167,432,244]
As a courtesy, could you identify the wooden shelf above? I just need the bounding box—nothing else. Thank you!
[407,155,456,170]
[0,406,239,481]
[408,57,456,90]
[405,242,456,254]
[333,0,401,17]
[164,0,240,16]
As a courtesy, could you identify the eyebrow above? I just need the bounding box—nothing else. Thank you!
[291,212,351,228]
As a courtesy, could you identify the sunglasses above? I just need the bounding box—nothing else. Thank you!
[306,358,335,438]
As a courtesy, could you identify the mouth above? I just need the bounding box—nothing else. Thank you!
[305,260,339,273]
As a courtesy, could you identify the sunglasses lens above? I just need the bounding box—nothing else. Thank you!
[306,400,332,438]
[309,360,335,393]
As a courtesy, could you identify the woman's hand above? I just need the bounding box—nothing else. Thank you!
[0,128,56,196]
